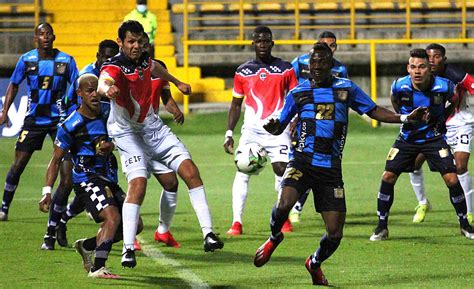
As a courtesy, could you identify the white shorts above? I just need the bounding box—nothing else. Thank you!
[238,127,291,164]
[446,124,472,153]
[114,125,191,182]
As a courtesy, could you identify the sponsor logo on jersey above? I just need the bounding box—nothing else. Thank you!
[335,90,348,101]
[296,121,307,152]
[433,93,443,105]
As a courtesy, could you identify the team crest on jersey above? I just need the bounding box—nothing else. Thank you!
[259,72,267,81]
[55,63,67,75]
[433,93,443,105]
[138,68,144,80]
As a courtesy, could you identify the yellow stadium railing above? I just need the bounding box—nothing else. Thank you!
[0,0,40,32]
[181,38,474,127]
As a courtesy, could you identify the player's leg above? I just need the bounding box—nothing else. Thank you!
[409,154,431,223]
[290,190,310,223]
[153,169,181,248]
[272,161,293,232]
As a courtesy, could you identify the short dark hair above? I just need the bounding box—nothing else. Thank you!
[425,43,446,56]
[252,26,272,38]
[118,20,144,41]
[410,48,429,60]
[318,31,336,40]
[310,42,333,58]
[35,22,53,34]
[99,40,119,53]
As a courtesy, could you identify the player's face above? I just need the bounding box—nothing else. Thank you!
[252,33,273,59]
[309,50,333,84]
[319,37,337,54]
[78,79,100,114]
[407,57,431,87]
[96,47,118,68]
[34,25,55,50]
[426,49,446,74]
[119,31,145,62]
[143,41,151,55]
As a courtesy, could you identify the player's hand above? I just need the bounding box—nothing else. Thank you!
[105,85,120,100]
[173,110,184,125]
[407,107,430,123]
[0,110,10,127]
[263,118,281,135]
[223,137,234,154]
[176,82,192,95]
[38,193,51,213]
[97,141,115,155]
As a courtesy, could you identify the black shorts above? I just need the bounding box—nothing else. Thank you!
[384,137,456,175]
[73,178,126,223]
[15,124,57,152]
[282,161,346,213]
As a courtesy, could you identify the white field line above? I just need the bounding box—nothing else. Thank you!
[136,236,210,289]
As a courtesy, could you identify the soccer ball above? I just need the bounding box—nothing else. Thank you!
[234,143,268,175]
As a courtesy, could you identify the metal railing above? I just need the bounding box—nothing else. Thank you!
[0,0,40,33]
[181,38,474,125]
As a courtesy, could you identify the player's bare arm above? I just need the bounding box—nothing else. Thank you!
[96,140,115,155]
[390,93,400,113]
[0,83,19,127]
[367,106,429,123]
[224,97,244,154]
[39,145,66,213]
[151,60,191,95]
[161,89,184,124]
[97,75,119,100]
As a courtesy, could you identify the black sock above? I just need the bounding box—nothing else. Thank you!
[309,235,341,267]
[377,181,394,228]
[270,205,287,238]
[1,169,21,212]
[295,189,310,211]
[83,237,97,251]
[448,182,469,228]
[92,239,113,271]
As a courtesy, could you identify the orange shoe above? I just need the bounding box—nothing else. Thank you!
[254,233,284,267]
[305,256,329,286]
[281,219,293,233]
[226,222,243,236]
[133,239,142,251]
[154,230,181,248]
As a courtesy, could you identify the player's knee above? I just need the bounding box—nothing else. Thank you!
[456,164,468,175]
[272,162,287,176]
[381,171,397,184]
[178,160,203,187]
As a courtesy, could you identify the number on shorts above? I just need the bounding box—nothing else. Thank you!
[315,104,334,120]
[284,167,303,181]
[460,134,470,145]
[279,145,288,155]
[18,130,29,143]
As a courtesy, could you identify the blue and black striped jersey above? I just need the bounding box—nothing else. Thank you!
[62,62,99,118]
[279,77,376,169]
[54,102,117,184]
[391,75,454,144]
[10,49,78,127]
[291,53,348,84]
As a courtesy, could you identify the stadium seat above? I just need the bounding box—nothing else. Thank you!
[200,3,225,13]
[0,4,36,14]
[284,3,312,11]
[227,3,253,11]
[312,2,340,11]
[255,3,282,12]
[171,3,197,14]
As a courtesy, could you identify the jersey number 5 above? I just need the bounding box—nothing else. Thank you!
[41,76,51,90]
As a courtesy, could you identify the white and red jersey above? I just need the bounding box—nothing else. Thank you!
[442,64,474,127]
[100,52,162,136]
[150,59,170,114]
[233,57,298,132]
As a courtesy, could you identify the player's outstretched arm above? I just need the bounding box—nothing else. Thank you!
[39,146,66,213]
[151,61,191,95]
[367,106,429,123]
[0,83,19,127]
[161,89,184,124]
[224,97,243,154]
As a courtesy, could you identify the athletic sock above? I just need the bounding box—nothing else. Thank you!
[377,181,394,228]
[270,205,287,238]
[448,182,469,227]
[122,203,140,250]
[188,186,213,237]
[409,169,428,205]
[157,190,177,233]
[309,235,341,268]
[1,169,21,212]
[83,237,97,251]
[458,172,473,214]
[47,187,68,234]
[231,172,250,224]
[92,239,113,271]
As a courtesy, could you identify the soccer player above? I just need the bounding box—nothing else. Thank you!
[253,42,426,286]
[223,26,298,236]
[41,39,120,250]
[98,20,223,268]
[0,23,78,223]
[39,73,139,279]
[408,43,474,223]
[370,48,474,241]
[289,30,349,223]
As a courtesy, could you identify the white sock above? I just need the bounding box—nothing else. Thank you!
[232,171,250,224]
[122,203,140,250]
[274,175,283,192]
[189,185,213,237]
[158,190,177,234]
[409,169,428,205]
[458,171,473,213]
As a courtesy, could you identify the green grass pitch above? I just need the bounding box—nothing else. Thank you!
[0,112,473,288]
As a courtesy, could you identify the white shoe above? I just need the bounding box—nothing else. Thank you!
[289,209,301,223]
[88,267,120,279]
[461,225,474,240]
[74,239,94,272]
[369,226,389,241]
[0,211,8,221]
